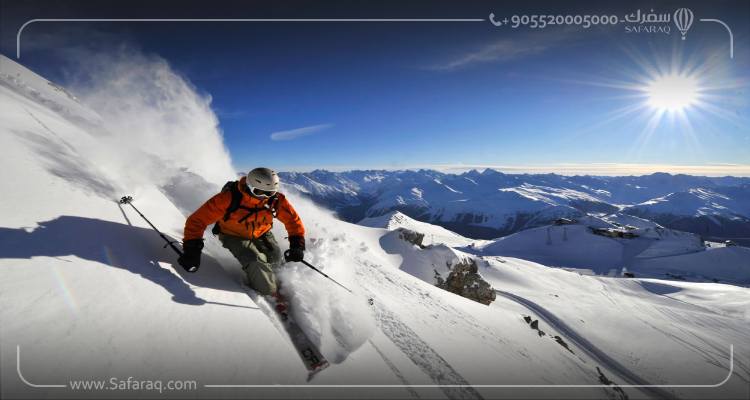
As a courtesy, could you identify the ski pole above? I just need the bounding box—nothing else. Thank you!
[119,196,183,257]
[285,251,353,294]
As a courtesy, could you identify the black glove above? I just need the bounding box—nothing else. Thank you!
[284,236,305,262]
[178,239,204,272]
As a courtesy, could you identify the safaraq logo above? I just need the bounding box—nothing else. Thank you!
[622,7,696,37]
[674,8,694,40]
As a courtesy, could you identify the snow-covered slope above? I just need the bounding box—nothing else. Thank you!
[472,214,750,284]
[631,246,750,283]
[364,213,750,399]
[476,224,626,273]
[2,54,749,400]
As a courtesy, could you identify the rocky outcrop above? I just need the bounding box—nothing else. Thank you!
[398,228,425,248]
[436,258,496,305]
[391,227,494,305]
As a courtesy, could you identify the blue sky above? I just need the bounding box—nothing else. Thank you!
[2,0,749,174]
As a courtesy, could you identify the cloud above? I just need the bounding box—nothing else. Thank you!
[428,31,576,71]
[270,123,333,141]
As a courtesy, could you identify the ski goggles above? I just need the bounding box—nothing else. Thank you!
[248,185,277,198]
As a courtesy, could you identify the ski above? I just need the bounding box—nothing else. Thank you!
[267,294,330,379]
[242,287,330,379]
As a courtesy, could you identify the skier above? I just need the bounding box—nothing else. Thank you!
[177,167,305,311]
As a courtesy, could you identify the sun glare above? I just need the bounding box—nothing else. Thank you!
[570,45,741,160]
[646,74,700,112]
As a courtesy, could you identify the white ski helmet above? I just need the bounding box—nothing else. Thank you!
[246,167,280,198]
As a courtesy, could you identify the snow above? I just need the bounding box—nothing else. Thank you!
[481,259,750,399]
[474,217,748,284]
[2,54,749,400]
[477,224,626,272]
[603,212,663,230]
[500,183,602,205]
[358,210,482,247]
[632,246,750,284]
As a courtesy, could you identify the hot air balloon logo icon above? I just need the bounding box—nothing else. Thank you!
[673,8,694,40]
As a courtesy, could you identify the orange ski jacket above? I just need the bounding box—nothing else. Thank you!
[183,176,304,241]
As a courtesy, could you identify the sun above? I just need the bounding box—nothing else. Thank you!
[646,74,700,112]
[568,45,742,159]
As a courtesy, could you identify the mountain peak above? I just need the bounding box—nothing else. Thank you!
[480,168,504,176]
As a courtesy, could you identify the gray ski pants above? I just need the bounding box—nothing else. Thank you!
[218,231,282,295]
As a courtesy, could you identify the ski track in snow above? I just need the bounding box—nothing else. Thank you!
[373,304,484,400]
[360,259,509,353]
[351,259,483,399]
[495,290,676,400]
[368,339,422,399]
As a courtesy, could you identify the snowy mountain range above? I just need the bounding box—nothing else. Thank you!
[2,53,749,400]
[281,170,750,243]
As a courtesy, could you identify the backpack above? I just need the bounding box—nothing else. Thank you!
[211,180,279,235]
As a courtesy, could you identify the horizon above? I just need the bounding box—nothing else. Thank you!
[275,163,750,178]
